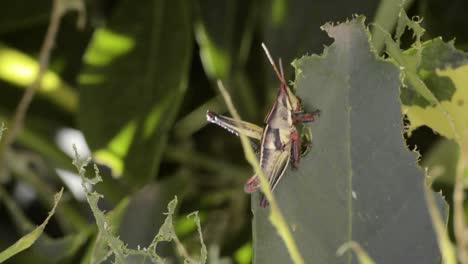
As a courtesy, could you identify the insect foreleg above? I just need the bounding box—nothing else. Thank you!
[292,109,321,123]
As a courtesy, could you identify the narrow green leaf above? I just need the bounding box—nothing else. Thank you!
[252,17,444,263]
[375,9,441,107]
[424,185,456,264]
[0,184,89,262]
[145,196,206,263]
[187,211,208,264]
[78,0,192,185]
[72,147,128,263]
[371,0,414,53]
[73,146,206,263]
[0,189,63,263]
[194,0,258,118]
[80,197,130,264]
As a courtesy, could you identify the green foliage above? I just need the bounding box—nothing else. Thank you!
[1,0,468,263]
[78,0,192,186]
[0,189,63,263]
[402,38,468,141]
[72,145,206,263]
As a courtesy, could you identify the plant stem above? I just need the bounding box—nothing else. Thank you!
[454,130,468,264]
[0,0,85,163]
[217,80,304,264]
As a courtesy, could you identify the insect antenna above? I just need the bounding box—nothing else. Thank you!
[261,43,288,90]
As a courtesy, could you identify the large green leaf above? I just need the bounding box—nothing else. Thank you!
[78,0,192,185]
[252,17,443,263]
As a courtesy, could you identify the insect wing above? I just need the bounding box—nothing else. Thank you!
[267,143,291,193]
[258,144,291,208]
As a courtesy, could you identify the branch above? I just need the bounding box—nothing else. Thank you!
[0,0,85,164]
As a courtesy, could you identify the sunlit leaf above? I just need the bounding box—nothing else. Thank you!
[0,44,77,112]
[402,39,468,141]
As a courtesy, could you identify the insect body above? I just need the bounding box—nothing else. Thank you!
[207,44,319,207]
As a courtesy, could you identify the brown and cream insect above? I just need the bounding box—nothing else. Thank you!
[207,44,319,207]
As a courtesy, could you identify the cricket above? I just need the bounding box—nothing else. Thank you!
[207,44,320,207]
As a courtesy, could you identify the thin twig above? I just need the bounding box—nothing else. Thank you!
[3,0,62,147]
[0,0,85,164]
[217,80,304,264]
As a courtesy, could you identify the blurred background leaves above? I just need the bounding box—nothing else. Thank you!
[0,0,467,263]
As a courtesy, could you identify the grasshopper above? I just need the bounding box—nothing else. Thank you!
[207,44,319,207]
